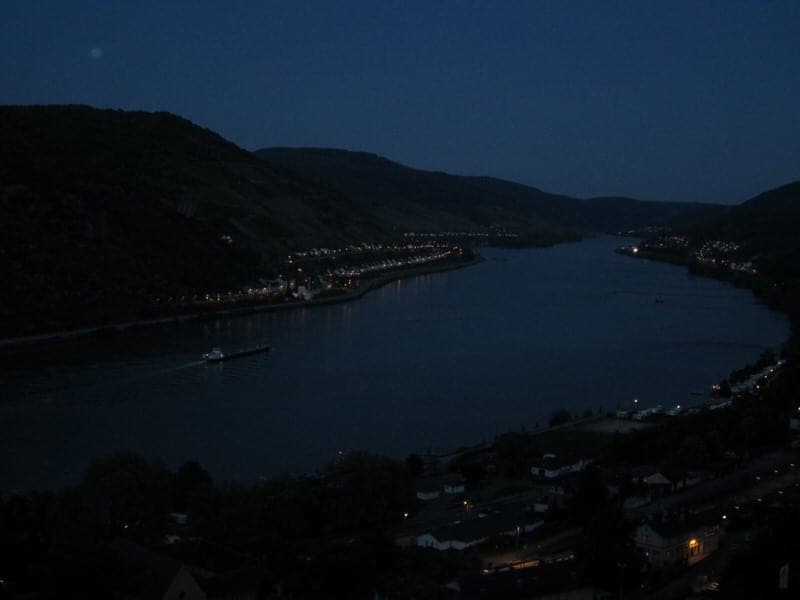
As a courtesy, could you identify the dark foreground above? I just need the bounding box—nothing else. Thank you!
[2,346,800,598]
[2,257,800,599]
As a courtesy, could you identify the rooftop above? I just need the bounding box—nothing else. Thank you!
[426,507,539,543]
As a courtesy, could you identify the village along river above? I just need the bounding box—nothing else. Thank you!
[0,236,790,491]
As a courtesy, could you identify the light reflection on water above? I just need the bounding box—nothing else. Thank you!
[0,236,789,491]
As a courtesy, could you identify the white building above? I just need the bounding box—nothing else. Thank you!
[634,520,720,568]
[296,285,315,301]
[416,480,441,501]
[531,454,591,480]
[443,474,466,495]
[417,511,543,551]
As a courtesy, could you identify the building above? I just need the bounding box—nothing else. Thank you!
[634,519,721,568]
[643,472,675,498]
[416,473,467,500]
[296,285,315,301]
[531,454,591,480]
[416,480,442,501]
[416,510,543,551]
[443,474,466,494]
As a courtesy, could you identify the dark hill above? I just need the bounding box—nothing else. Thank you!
[256,147,724,234]
[0,105,384,335]
[693,181,800,279]
[0,106,730,338]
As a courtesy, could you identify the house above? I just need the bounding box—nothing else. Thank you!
[643,472,674,498]
[709,399,732,411]
[443,474,466,494]
[416,480,441,501]
[630,465,656,485]
[633,407,662,421]
[296,285,315,301]
[531,454,590,480]
[111,538,207,600]
[685,470,714,488]
[531,498,551,513]
[623,495,650,510]
[417,509,543,551]
[416,473,467,500]
[169,512,189,526]
[643,472,672,487]
[634,519,721,568]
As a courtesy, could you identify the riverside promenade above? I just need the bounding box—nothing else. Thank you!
[0,253,483,350]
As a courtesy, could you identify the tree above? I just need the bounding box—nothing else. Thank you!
[79,452,172,538]
[405,453,424,477]
[494,432,538,477]
[173,460,213,512]
[549,409,572,428]
[459,462,486,488]
[578,504,644,591]
[569,465,609,524]
[323,453,414,529]
[677,434,708,469]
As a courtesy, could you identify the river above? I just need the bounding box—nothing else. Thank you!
[0,236,789,491]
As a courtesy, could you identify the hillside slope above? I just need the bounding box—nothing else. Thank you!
[693,181,800,279]
[256,147,724,234]
[0,106,384,335]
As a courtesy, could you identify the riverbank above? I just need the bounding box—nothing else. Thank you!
[429,242,798,482]
[3,237,787,494]
[0,253,484,351]
[617,244,798,348]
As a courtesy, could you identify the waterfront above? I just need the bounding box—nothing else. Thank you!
[0,236,789,491]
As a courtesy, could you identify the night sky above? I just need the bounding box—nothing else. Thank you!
[1,1,798,204]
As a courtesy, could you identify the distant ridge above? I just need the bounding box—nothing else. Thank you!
[256,146,725,234]
[0,104,735,337]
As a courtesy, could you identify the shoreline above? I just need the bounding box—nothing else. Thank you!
[619,245,798,334]
[0,254,484,351]
[4,240,791,494]
[431,245,796,473]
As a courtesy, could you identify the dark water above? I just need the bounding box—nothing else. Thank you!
[0,237,789,491]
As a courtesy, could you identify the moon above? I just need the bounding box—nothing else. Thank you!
[89,47,103,60]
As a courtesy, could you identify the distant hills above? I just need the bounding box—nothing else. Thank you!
[256,147,724,234]
[0,104,790,337]
[692,181,800,279]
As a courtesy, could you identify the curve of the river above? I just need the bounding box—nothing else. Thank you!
[0,236,789,491]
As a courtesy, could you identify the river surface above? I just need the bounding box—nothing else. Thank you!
[0,236,789,491]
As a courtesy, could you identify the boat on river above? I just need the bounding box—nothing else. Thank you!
[203,343,270,362]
